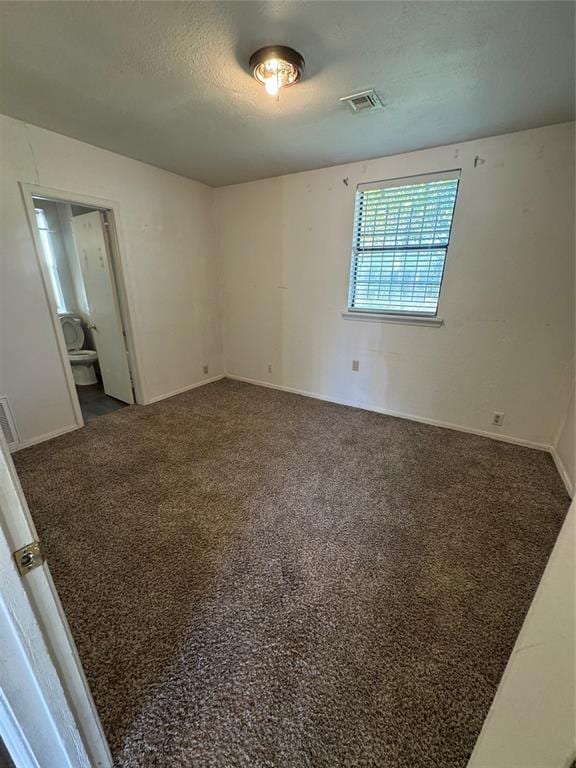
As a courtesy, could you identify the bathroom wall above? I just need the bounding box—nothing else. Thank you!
[53,202,95,349]
[51,201,102,351]
[34,199,81,315]
[216,122,575,449]
[0,113,223,448]
[57,203,90,316]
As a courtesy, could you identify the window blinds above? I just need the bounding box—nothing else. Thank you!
[348,170,460,315]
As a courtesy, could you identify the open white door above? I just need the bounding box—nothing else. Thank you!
[71,211,134,404]
[0,434,112,768]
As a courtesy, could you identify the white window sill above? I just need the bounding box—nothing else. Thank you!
[341,311,444,327]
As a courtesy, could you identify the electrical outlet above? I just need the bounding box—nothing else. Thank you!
[492,411,504,426]
[203,365,209,375]
[267,364,272,373]
[352,360,360,372]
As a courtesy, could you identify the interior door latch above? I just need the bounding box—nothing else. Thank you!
[13,541,44,576]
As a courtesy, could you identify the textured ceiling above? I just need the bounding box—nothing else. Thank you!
[0,1,574,187]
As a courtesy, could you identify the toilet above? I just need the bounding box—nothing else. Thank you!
[59,314,98,386]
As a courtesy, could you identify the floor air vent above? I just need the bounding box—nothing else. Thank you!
[340,89,383,112]
[0,396,20,448]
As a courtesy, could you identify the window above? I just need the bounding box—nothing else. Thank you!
[35,208,67,313]
[348,170,460,317]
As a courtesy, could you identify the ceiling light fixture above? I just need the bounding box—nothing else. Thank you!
[249,45,305,98]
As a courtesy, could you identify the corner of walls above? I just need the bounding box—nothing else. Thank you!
[552,385,575,498]
[215,124,574,455]
[209,184,227,382]
[2,113,226,444]
[143,374,226,405]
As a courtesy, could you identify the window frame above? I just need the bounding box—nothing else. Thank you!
[344,169,461,324]
[34,207,67,314]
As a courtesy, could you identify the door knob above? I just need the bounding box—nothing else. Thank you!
[88,321,97,331]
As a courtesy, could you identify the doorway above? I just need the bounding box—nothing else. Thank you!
[30,196,135,424]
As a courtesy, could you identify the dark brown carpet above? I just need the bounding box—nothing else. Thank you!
[13,379,569,768]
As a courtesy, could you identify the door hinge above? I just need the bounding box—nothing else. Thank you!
[14,541,44,576]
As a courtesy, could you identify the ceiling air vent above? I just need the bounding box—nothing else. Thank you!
[340,89,383,113]
[0,396,20,448]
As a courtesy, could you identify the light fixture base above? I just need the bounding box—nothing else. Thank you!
[249,45,305,95]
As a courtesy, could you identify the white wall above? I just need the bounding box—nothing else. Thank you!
[216,123,574,448]
[2,117,572,451]
[467,500,575,768]
[555,387,575,496]
[0,113,223,447]
[1,114,574,767]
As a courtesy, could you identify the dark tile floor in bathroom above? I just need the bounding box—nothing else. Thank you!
[77,383,127,422]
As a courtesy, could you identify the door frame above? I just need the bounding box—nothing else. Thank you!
[19,183,146,429]
[0,431,112,767]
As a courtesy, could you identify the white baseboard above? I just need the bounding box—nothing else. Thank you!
[9,376,226,450]
[225,374,552,453]
[12,374,571,496]
[550,447,575,498]
[145,374,225,405]
[10,424,80,453]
